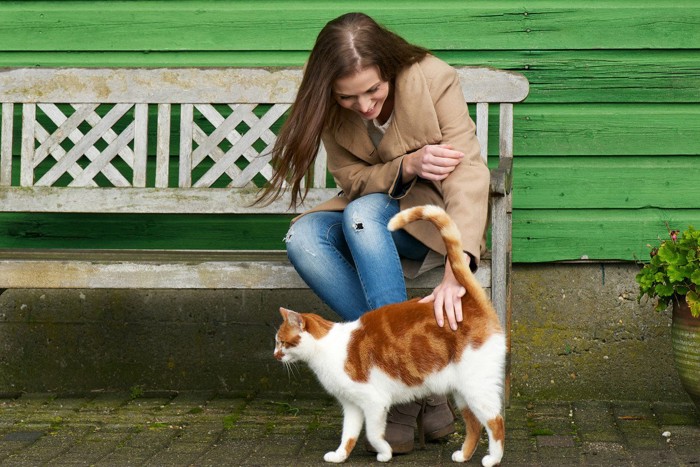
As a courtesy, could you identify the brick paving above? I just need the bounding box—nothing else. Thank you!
[0,391,697,466]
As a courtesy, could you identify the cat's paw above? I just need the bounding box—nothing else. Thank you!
[452,450,467,462]
[481,454,502,467]
[376,451,392,462]
[323,450,347,463]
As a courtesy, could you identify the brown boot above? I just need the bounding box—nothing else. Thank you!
[420,395,456,444]
[365,401,422,454]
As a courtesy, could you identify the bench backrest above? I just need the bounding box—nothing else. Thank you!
[0,67,528,215]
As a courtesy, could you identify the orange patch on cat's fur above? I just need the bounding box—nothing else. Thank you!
[459,406,482,461]
[345,295,499,385]
[344,438,357,456]
[488,415,505,444]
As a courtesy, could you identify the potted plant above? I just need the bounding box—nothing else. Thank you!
[636,225,700,410]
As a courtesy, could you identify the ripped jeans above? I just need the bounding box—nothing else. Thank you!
[285,193,429,321]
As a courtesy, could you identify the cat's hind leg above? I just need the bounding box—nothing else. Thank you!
[481,414,505,467]
[450,395,483,463]
[452,390,504,466]
[363,406,393,462]
[324,402,364,463]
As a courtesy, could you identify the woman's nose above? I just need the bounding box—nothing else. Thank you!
[356,95,372,113]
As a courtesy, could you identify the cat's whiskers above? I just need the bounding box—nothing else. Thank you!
[282,360,301,380]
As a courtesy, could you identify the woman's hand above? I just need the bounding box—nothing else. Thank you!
[402,144,464,182]
[419,254,468,330]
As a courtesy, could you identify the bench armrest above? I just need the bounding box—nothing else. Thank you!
[489,157,513,196]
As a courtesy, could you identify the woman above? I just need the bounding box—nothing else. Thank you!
[259,12,490,453]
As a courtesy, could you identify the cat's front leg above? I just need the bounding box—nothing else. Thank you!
[324,402,364,463]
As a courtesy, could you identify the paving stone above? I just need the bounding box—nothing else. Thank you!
[0,393,696,465]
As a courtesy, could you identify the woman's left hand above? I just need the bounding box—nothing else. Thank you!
[419,255,467,330]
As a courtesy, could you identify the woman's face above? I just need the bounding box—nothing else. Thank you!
[333,66,392,122]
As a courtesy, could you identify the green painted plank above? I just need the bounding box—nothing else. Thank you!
[513,209,700,262]
[0,213,292,250]
[2,208,698,263]
[512,156,700,209]
[2,50,699,104]
[1,1,698,51]
[446,50,700,104]
[515,104,700,156]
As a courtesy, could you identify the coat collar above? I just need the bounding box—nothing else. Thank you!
[329,58,442,162]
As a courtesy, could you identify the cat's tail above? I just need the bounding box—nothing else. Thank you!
[387,205,493,313]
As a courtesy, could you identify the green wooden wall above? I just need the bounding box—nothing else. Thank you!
[1,0,699,262]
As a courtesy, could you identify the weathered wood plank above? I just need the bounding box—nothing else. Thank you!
[0,186,338,214]
[1,1,697,51]
[155,104,171,188]
[513,156,700,209]
[133,103,148,187]
[19,104,35,187]
[0,103,12,186]
[178,103,194,188]
[0,67,528,104]
[0,249,491,290]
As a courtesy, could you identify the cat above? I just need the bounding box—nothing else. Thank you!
[274,205,506,465]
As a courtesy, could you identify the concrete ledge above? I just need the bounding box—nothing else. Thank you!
[0,263,691,403]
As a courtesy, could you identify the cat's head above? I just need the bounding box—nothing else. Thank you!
[274,307,305,362]
[274,307,334,362]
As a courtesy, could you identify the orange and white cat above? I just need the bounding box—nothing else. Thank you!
[274,205,505,465]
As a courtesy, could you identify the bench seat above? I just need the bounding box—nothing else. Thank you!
[0,248,490,290]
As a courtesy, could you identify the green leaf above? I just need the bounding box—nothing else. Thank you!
[687,291,700,318]
[655,299,670,312]
[691,269,700,286]
[654,283,674,297]
[667,265,689,283]
[657,247,680,265]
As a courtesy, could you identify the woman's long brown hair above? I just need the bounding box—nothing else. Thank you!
[256,12,429,207]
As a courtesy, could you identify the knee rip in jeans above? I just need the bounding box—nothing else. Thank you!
[283,226,317,257]
[351,215,364,232]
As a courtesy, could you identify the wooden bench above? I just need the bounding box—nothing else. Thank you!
[0,66,528,380]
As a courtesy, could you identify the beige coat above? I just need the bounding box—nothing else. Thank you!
[301,55,490,277]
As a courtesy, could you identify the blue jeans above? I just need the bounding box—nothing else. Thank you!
[285,193,429,321]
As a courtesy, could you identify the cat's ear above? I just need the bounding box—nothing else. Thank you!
[279,307,290,320]
[280,307,305,330]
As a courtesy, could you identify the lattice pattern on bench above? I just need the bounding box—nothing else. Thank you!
[186,103,292,189]
[27,103,147,188]
[12,101,295,190]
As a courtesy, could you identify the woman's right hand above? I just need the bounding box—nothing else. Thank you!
[402,144,464,182]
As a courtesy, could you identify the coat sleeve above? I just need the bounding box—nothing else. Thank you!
[421,60,490,263]
[322,130,406,200]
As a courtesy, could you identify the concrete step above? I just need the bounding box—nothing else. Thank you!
[0,263,692,404]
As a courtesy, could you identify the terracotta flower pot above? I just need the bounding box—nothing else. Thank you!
[672,296,700,411]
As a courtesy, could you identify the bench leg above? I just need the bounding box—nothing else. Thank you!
[490,192,512,413]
